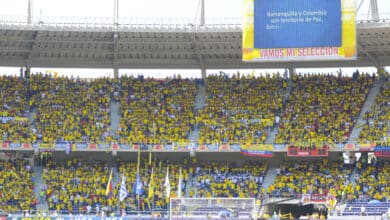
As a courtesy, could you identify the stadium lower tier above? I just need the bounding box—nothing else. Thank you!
[1,152,390,218]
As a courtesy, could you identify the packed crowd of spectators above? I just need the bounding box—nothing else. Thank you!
[355,160,390,202]
[118,77,196,144]
[195,161,267,198]
[0,159,36,213]
[276,73,373,145]
[359,80,389,142]
[30,74,113,143]
[268,159,353,200]
[114,158,188,214]
[0,71,383,146]
[0,76,31,142]
[41,159,112,214]
[197,73,285,144]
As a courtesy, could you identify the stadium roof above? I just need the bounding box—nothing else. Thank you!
[1,1,390,70]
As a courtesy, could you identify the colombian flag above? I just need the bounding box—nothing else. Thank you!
[105,168,113,197]
[148,168,154,199]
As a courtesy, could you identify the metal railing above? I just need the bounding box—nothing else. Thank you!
[0,15,241,29]
[2,14,390,28]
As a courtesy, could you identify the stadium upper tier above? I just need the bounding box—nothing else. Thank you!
[0,17,390,69]
[0,73,388,145]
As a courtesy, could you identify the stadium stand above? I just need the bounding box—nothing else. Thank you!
[0,71,389,219]
[0,159,36,214]
[115,159,188,215]
[341,160,390,216]
[118,77,196,144]
[268,159,353,199]
[359,80,390,142]
[197,73,285,145]
[354,161,390,202]
[195,161,267,198]
[276,73,374,145]
[42,159,112,215]
[0,76,31,143]
[30,74,113,144]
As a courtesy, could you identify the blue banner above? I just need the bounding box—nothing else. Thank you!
[55,141,70,149]
[207,144,219,151]
[75,143,88,149]
[374,145,390,150]
[254,0,341,48]
[98,143,107,149]
[230,144,241,151]
[9,143,21,148]
[164,144,174,151]
[119,144,131,149]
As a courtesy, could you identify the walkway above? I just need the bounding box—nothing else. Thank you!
[348,78,384,142]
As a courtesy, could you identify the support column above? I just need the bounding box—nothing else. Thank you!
[114,68,119,78]
[25,66,31,79]
[200,0,205,26]
[114,0,119,26]
[27,0,32,24]
[288,67,295,78]
[370,0,379,20]
[201,68,206,79]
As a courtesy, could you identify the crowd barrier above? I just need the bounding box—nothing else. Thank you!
[0,141,386,154]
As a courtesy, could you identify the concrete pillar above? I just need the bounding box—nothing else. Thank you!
[114,68,119,78]
[288,67,295,78]
[370,0,379,20]
[27,0,32,24]
[200,0,205,26]
[25,66,31,78]
[201,68,206,79]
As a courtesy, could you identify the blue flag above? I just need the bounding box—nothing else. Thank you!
[133,173,143,195]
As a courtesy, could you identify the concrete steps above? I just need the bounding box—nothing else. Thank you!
[33,165,49,212]
[109,101,120,138]
[265,77,292,144]
[348,78,384,142]
[188,81,206,143]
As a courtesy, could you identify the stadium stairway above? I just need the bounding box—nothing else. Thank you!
[33,165,49,212]
[348,77,385,142]
[265,77,293,144]
[283,76,293,104]
[184,173,196,197]
[261,155,283,198]
[350,166,359,187]
[112,166,121,191]
[188,80,206,143]
[109,100,120,138]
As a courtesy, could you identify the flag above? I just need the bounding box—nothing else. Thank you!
[164,167,170,198]
[148,147,152,166]
[119,174,128,202]
[177,167,182,198]
[133,142,143,195]
[148,167,154,199]
[105,168,113,197]
[135,173,143,195]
